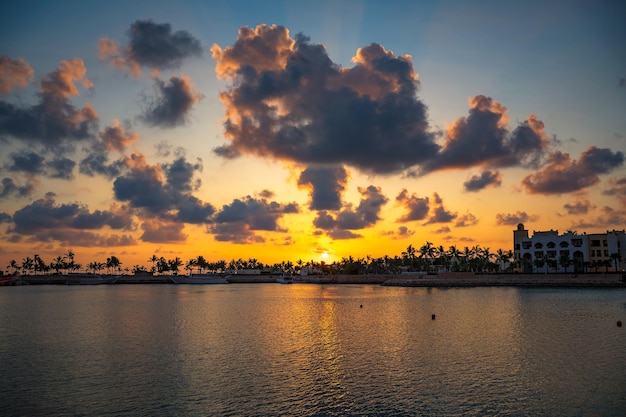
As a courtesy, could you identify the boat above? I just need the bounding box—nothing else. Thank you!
[276,274,293,284]
[65,273,121,285]
[169,274,230,284]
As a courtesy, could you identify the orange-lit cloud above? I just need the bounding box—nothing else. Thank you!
[521,146,624,194]
[0,56,34,94]
[99,120,139,152]
[211,24,295,79]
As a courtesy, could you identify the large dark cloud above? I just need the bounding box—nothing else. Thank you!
[141,75,201,128]
[210,194,299,243]
[98,20,203,76]
[313,185,388,239]
[422,96,550,173]
[521,146,624,194]
[0,56,34,94]
[463,170,502,192]
[212,25,439,174]
[0,58,98,149]
[113,154,214,225]
[0,177,35,199]
[297,166,348,210]
[7,192,136,246]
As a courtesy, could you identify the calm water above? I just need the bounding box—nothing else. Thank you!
[1,284,625,416]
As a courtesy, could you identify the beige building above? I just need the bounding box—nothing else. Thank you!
[513,224,625,272]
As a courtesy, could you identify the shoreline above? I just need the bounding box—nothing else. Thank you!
[5,272,626,288]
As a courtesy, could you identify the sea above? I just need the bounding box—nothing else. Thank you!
[1,284,625,416]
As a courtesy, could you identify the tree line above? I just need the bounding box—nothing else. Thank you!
[4,241,622,276]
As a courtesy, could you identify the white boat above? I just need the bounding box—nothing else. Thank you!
[276,275,293,284]
[65,273,121,285]
[169,274,230,284]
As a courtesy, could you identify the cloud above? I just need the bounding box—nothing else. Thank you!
[6,150,76,179]
[422,96,550,173]
[563,194,596,215]
[495,210,539,225]
[212,25,439,174]
[113,153,214,224]
[0,177,35,199]
[313,185,388,238]
[0,56,34,94]
[140,218,187,243]
[396,189,429,222]
[521,146,624,194]
[98,20,203,76]
[424,192,457,224]
[297,166,348,210]
[99,119,139,152]
[463,170,502,192]
[79,145,127,179]
[0,58,98,148]
[209,194,299,243]
[570,206,626,229]
[455,213,479,227]
[381,225,416,239]
[141,75,201,127]
[602,176,626,207]
[7,192,135,245]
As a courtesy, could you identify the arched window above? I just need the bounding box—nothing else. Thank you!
[547,242,556,248]
[534,242,543,249]
[559,241,569,248]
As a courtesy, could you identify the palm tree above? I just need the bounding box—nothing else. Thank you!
[610,252,621,271]
[7,259,19,275]
[148,254,158,273]
[559,254,571,273]
[419,241,436,271]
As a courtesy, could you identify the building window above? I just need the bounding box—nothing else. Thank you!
[591,240,600,247]
[547,242,556,248]
[560,250,570,257]
[523,242,531,249]
[572,238,583,247]
[534,242,543,249]
[604,250,609,256]
[603,240,608,247]
[534,251,544,258]
[547,251,556,258]
[559,241,569,248]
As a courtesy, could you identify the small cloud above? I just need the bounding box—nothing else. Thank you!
[99,19,203,76]
[455,213,478,227]
[463,170,502,192]
[0,56,34,94]
[495,210,539,226]
[563,194,596,215]
[396,189,429,222]
[424,192,457,225]
[141,75,202,128]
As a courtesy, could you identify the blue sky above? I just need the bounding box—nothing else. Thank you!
[0,0,624,268]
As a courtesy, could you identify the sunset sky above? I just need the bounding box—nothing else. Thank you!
[1,0,625,270]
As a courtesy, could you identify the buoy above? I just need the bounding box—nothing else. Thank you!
[431,314,436,320]
[618,320,622,327]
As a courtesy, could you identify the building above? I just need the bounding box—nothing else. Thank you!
[513,224,625,272]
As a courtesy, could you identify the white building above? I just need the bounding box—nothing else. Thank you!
[513,224,625,272]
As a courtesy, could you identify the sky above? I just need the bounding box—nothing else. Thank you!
[0,0,625,270]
